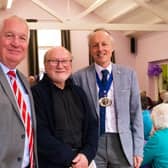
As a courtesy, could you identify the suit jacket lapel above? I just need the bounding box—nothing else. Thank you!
[112,64,121,113]
[0,68,22,121]
[112,64,121,90]
[86,65,99,114]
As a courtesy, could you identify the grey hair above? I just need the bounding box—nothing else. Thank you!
[0,15,30,41]
[43,46,72,64]
[88,28,115,46]
[162,92,168,103]
[151,103,168,129]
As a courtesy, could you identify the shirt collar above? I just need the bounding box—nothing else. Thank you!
[94,62,112,78]
[0,63,16,76]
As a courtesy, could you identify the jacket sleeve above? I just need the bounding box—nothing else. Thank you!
[130,70,144,157]
[74,86,99,164]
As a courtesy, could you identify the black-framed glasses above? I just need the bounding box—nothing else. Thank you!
[46,59,72,66]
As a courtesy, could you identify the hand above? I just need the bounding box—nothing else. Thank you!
[72,153,88,168]
[133,156,143,168]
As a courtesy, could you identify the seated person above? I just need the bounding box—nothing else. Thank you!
[28,75,38,86]
[141,96,153,141]
[140,90,153,109]
[157,90,167,104]
[141,103,168,168]
[162,91,168,103]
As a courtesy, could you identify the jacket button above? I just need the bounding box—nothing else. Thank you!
[21,134,25,139]
[17,157,22,162]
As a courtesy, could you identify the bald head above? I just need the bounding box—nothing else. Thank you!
[44,46,72,63]
[44,46,73,89]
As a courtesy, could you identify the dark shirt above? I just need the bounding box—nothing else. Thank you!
[52,83,83,149]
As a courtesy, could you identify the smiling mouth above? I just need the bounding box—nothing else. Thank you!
[97,53,105,57]
[8,50,21,54]
[55,70,66,73]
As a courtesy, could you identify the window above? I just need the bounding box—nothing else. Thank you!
[37,29,61,74]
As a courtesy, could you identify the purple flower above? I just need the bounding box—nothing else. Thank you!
[148,64,162,76]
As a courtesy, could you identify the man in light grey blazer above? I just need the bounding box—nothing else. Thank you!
[0,15,38,168]
[73,29,144,168]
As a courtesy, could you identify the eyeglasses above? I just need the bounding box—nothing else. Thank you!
[46,59,72,66]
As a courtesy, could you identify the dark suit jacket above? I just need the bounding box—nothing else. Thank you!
[0,67,38,168]
[31,74,98,168]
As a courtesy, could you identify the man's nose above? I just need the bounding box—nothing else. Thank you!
[56,61,64,67]
[97,44,103,50]
[11,36,20,47]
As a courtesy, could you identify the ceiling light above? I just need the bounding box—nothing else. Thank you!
[7,0,13,9]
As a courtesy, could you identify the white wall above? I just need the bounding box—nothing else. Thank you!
[71,30,90,72]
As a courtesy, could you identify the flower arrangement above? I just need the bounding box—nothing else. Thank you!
[148,64,162,77]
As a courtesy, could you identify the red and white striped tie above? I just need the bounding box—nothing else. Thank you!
[8,70,34,168]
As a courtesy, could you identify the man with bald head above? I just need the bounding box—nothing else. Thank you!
[0,15,38,168]
[31,46,98,168]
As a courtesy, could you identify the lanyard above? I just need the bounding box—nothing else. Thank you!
[96,71,113,97]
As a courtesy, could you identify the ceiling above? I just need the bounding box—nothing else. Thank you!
[1,0,168,36]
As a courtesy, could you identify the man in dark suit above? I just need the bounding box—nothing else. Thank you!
[73,28,144,168]
[31,46,98,168]
[0,15,38,168]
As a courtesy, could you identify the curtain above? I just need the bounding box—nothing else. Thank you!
[111,51,115,63]
[61,30,71,51]
[89,53,94,65]
[28,29,39,76]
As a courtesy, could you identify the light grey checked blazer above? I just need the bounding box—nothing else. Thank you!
[73,63,144,166]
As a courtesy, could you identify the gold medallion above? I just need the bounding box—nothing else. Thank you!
[99,97,112,107]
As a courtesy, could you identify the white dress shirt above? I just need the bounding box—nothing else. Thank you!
[95,63,117,133]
